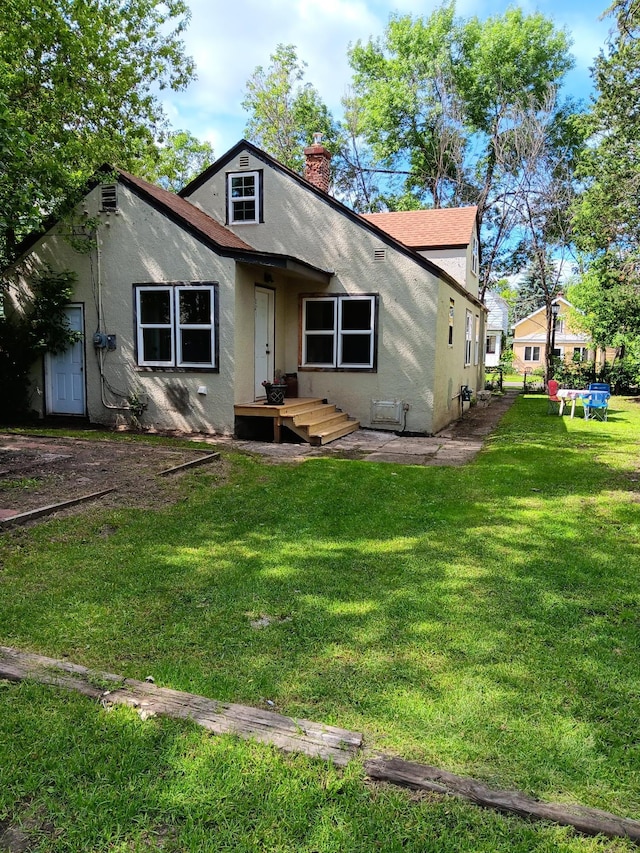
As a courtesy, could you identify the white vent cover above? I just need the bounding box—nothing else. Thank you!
[238,154,250,169]
[374,247,386,262]
[371,400,403,425]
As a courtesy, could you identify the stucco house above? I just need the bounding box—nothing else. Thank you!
[484,292,510,368]
[512,297,614,373]
[6,139,485,443]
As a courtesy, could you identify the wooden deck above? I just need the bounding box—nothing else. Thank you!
[234,398,360,446]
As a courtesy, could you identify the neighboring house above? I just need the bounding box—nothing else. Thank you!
[5,139,485,442]
[484,292,509,368]
[512,297,614,373]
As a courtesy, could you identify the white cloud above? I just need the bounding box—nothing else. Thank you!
[161,0,609,154]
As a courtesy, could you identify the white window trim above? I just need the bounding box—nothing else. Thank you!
[301,295,376,370]
[136,283,216,369]
[448,299,455,346]
[176,285,216,368]
[524,345,541,362]
[136,286,174,367]
[464,309,473,366]
[227,170,260,225]
[474,314,480,365]
[471,235,479,276]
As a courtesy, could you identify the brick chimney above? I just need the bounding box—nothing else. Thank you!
[304,133,332,193]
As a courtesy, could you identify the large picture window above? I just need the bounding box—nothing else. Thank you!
[135,283,217,368]
[227,171,260,224]
[302,295,377,369]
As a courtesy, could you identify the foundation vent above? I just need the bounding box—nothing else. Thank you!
[374,247,386,262]
[371,400,403,425]
[238,154,250,169]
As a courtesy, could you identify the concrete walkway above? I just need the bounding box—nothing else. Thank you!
[213,390,520,466]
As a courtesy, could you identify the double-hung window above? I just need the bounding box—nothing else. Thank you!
[464,310,473,365]
[301,295,377,369]
[448,299,455,346]
[227,171,260,224]
[135,283,217,369]
[474,314,480,364]
[471,235,479,276]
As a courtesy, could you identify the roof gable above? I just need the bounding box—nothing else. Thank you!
[180,140,484,309]
[514,296,574,330]
[359,208,478,250]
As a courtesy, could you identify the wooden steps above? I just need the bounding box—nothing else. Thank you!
[234,398,360,446]
[280,400,359,446]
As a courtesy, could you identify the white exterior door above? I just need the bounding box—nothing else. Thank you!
[254,287,274,398]
[45,304,86,415]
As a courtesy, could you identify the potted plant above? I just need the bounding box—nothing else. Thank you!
[262,370,287,405]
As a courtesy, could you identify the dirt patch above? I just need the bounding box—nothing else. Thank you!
[0,432,225,525]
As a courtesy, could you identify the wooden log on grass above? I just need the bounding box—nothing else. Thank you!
[3,646,639,841]
[0,647,361,766]
[365,756,640,843]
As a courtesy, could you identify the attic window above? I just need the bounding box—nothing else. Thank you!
[101,184,118,211]
[238,155,250,169]
[227,171,261,224]
[374,248,386,262]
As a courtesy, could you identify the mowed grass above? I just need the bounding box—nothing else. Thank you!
[1,395,639,851]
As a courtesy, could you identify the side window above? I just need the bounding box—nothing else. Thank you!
[464,310,473,365]
[474,314,480,365]
[471,235,479,276]
[227,171,260,224]
[448,299,455,346]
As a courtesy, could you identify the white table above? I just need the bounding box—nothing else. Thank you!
[557,389,591,418]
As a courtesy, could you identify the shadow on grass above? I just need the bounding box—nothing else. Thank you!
[1,394,639,815]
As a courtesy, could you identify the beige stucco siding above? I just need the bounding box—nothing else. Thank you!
[15,183,239,434]
[188,150,483,434]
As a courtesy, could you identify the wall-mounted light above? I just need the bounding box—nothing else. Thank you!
[264,272,274,284]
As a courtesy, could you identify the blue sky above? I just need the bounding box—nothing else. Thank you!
[161,0,615,158]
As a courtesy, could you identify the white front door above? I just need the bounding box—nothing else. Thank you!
[45,304,86,415]
[254,286,275,398]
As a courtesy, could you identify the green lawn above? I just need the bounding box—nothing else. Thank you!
[1,395,639,851]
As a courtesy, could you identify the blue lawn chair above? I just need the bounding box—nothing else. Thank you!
[582,389,610,420]
[588,382,611,393]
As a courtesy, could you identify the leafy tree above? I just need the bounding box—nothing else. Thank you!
[136,130,215,193]
[571,0,640,353]
[348,5,468,210]
[0,0,195,265]
[348,4,575,294]
[242,44,340,173]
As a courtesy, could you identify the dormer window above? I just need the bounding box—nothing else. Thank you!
[227,171,261,224]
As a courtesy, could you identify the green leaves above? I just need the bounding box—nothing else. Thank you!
[571,0,640,352]
[0,0,195,265]
[242,44,341,174]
